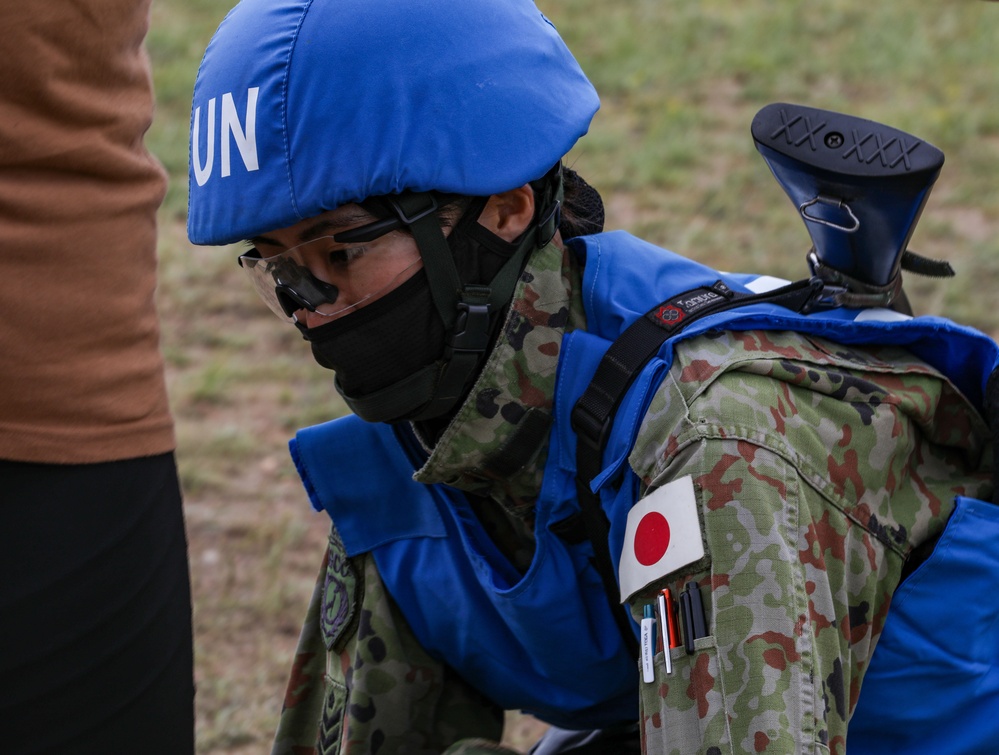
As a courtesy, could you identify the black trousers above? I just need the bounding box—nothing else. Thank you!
[0,453,195,754]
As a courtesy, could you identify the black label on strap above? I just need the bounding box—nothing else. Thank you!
[646,281,733,331]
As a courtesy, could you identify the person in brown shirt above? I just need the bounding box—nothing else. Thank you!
[0,2,194,751]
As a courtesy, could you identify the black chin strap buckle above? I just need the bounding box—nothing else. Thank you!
[430,290,493,406]
[449,298,491,356]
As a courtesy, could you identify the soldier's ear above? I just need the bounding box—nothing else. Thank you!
[478,184,535,242]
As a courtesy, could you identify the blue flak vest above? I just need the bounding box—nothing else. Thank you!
[290,231,999,741]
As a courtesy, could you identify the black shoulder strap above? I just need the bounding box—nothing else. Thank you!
[570,276,824,658]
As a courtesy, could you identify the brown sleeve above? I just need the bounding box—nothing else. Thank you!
[0,0,175,462]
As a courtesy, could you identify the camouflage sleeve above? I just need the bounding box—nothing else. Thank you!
[272,526,511,755]
[626,330,992,755]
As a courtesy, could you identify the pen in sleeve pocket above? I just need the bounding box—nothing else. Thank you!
[656,590,673,674]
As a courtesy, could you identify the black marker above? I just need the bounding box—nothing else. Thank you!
[679,581,708,653]
[679,587,695,654]
[685,581,708,641]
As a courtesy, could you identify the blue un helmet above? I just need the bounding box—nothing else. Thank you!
[188,0,600,423]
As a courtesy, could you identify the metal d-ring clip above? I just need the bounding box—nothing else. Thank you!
[799,195,860,233]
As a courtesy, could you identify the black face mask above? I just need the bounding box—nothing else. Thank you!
[294,195,529,424]
[297,267,446,405]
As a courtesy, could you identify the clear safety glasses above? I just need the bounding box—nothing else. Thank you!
[237,232,423,323]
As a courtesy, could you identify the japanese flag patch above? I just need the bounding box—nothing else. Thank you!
[618,475,704,602]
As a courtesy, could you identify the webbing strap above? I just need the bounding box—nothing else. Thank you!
[570,275,824,658]
[573,276,823,482]
[392,193,462,330]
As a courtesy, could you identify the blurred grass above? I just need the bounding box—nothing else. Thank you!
[146,0,999,751]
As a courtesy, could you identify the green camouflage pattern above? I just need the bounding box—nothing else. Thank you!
[413,239,585,510]
[271,544,329,755]
[272,243,581,753]
[626,330,993,754]
[272,530,508,754]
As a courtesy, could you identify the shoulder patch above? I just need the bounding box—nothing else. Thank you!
[618,475,705,602]
[321,526,363,653]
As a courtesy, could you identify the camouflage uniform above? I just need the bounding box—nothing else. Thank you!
[271,533,512,755]
[273,242,992,754]
[628,330,991,754]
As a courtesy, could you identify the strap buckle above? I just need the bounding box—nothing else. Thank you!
[449,301,492,355]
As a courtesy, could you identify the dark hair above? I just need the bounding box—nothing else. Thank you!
[557,165,604,240]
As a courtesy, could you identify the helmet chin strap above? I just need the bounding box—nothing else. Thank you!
[339,169,563,423]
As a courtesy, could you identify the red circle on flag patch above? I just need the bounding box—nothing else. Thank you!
[634,511,671,566]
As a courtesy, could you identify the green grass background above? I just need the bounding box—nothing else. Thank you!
[145,1,999,750]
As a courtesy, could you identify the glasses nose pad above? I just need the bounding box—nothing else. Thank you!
[273,275,340,318]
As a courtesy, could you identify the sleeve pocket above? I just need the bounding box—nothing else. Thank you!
[640,638,732,755]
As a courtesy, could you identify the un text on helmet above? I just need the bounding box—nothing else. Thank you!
[192,87,260,187]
